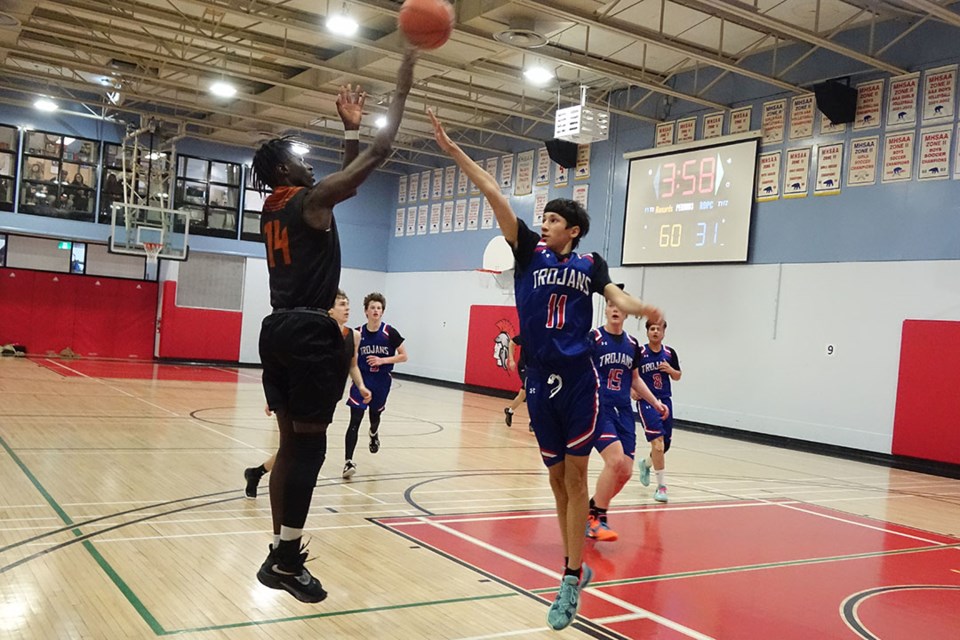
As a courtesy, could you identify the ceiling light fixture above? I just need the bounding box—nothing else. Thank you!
[375,115,388,128]
[326,13,358,36]
[34,97,58,112]
[210,81,237,98]
[523,66,553,85]
[290,142,309,156]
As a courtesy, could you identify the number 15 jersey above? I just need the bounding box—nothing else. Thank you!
[512,220,611,371]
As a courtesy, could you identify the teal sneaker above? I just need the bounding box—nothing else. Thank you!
[654,485,668,502]
[638,457,651,487]
[546,564,593,630]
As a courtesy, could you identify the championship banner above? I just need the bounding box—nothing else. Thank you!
[783,148,810,198]
[815,142,843,196]
[536,148,551,186]
[408,173,419,204]
[730,106,752,134]
[464,305,522,393]
[432,168,443,199]
[514,150,534,196]
[820,111,846,136]
[467,198,480,230]
[922,64,957,123]
[419,170,430,201]
[454,200,466,231]
[398,174,407,204]
[882,131,915,183]
[655,121,675,147]
[575,144,591,179]
[457,167,469,196]
[444,165,456,198]
[703,112,724,139]
[762,99,785,144]
[847,136,879,187]
[572,183,589,209]
[441,200,453,233]
[500,154,514,190]
[395,208,404,237]
[405,206,416,236]
[789,95,815,140]
[676,117,696,143]
[917,126,951,181]
[554,163,568,187]
[886,72,919,129]
[854,79,883,130]
[533,188,548,227]
[429,203,441,234]
[417,204,428,235]
[756,151,781,201]
[481,198,494,230]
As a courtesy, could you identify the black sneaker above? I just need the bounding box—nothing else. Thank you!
[342,460,357,479]
[256,542,327,603]
[244,467,264,499]
[369,434,380,454]
[504,408,514,427]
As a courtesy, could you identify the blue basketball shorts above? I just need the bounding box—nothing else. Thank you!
[594,403,637,459]
[637,396,673,448]
[525,362,599,467]
[347,373,392,413]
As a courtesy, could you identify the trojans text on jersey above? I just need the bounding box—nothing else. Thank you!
[531,267,591,295]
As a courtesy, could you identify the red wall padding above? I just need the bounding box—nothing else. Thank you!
[893,320,960,464]
[464,305,523,392]
[157,280,241,361]
[0,268,157,358]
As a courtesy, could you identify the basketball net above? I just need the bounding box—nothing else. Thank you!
[143,242,163,266]
[475,268,514,292]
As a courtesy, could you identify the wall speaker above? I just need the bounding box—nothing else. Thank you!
[814,81,858,125]
[544,139,579,169]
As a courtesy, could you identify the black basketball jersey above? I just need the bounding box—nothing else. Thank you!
[261,186,341,310]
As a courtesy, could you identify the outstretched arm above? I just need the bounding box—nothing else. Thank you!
[427,108,518,247]
[604,283,662,324]
[337,84,365,169]
[303,47,418,229]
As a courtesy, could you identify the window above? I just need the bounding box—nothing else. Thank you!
[100,143,169,223]
[240,167,266,242]
[173,155,241,239]
[0,125,16,212]
[19,131,99,222]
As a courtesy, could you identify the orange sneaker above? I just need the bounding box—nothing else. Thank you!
[585,515,619,541]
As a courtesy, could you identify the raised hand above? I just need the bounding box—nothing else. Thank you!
[336,84,366,130]
[426,108,456,153]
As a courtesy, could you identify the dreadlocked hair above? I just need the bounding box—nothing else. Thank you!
[251,135,297,194]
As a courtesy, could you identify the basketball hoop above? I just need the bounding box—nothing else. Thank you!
[475,268,514,292]
[143,242,163,266]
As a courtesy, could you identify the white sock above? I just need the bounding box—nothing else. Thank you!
[273,534,281,548]
[655,470,666,487]
[279,526,302,542]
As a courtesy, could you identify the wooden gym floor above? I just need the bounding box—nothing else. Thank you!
[1,357,958,639]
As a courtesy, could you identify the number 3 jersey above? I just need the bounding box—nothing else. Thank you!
[261,186,341,311]
[638,344,681,399]
[591,327,641,408]
[513,220,611,371]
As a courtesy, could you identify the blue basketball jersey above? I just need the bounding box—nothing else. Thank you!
[512,220,611,371]
[638,343,681,399]
[356,322,405,377]
[591,327,641,407]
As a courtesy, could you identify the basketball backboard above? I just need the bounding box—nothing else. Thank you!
[109,202,189,261]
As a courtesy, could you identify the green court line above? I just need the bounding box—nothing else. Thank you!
[0,435,167,635]
[162,592,517,635]
[529,542,960,593]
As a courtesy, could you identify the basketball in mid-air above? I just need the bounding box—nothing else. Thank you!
[398,0,454,50]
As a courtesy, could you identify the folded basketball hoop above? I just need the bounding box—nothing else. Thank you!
[143,242,163,265]
[475,268,514,291]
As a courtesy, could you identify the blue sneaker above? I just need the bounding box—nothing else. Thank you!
[546,564,593,630]
[638,457,651,487]
[654,485,668,502]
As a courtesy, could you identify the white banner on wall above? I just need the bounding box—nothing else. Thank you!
[676,117,696,143]
[398,175,407,204]
[730,106,752,134]
[467,198,480,230]
[847,136,879,187]
[536,148,551,186]
[443,165,456,198]
[408,173,419,204]
[922,64,957,123]
[882,131,915,183]
[429,203,441,233]
[854,79,883,130]
[533,188,548,227]
[442,200,453,232]
[420,170,431,201]
[702,112,724,138]
[572,183,588,209]
[655,121,675,147]
[575,145,591,179]
[815,142,843,195]
[886,72,920,129]
[405,206,416,236]
[783,147,810,198]
[789,95,815,140]
[756,151,781,201]
[500,154,514,190]
[432,168,443,199]
[820,111,847,136]
[515,150,534,196]
[457,167,469,196]
[917,126,951,180]
[395,208,405,237]
[554,163,568,187]
[454,200,466,231]
[762,99,786,144]
[417,204,428,235]
[481,198,494,230]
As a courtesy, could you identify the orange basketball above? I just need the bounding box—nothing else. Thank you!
[398,0,454,50]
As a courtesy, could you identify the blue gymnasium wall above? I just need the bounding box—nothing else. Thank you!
[385,18,960,273]
[0,103,396,272]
